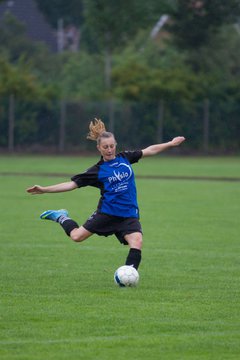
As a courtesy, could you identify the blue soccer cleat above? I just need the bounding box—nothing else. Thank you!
[40,209,69,222]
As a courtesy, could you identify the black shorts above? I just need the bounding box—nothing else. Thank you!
[83,211,142,245]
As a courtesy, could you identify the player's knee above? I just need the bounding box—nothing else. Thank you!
[70,227,91,242]
[135,235,143,249]
[70,229,84,242]
[125,233,143,249]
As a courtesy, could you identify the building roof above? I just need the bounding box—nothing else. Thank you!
[0,0,57,52]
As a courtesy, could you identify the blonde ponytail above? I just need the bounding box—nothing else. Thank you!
[87,118,115,145]
[87,118,106,141]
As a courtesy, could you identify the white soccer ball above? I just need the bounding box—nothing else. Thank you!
[114,265,139,287]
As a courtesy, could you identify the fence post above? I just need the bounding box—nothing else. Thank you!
[203,98,210,153]
[157,99,164,143]
[108,98,115,133]
[8,94,15,153]
[59,98,66,153]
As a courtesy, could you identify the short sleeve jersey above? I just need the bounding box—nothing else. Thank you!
[71,150,142,218]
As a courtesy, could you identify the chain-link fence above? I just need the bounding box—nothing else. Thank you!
[0,97,239,154]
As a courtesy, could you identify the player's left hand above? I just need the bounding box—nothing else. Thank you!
[171,136,186,146]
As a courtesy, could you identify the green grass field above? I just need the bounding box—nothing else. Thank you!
[0,155,240,360]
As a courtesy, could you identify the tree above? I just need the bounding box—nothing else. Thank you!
[0,13,45,62]
[61,51,105,100]
[0,55,58,151]
[82,0,172,130]
[169,0,240,49]
[35,0,83,27]
[112,59,197,104]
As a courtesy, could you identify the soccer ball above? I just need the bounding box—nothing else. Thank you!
[114,265,139,287]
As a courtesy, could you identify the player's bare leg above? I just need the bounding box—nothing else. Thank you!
[40,209,92,242]
[124,232,143,249]
[70,226,92,242]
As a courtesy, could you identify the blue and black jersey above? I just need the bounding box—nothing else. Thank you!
[71,150,142,218]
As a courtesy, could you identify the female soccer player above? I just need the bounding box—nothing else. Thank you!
[27,119,185,270]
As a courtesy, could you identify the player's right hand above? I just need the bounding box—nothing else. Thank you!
[26,185,44,195]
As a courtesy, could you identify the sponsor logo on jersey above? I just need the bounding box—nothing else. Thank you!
[108,163,132,184]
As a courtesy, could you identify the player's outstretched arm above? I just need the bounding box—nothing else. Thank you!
[142,136,185,157]
[26,181,78,195]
